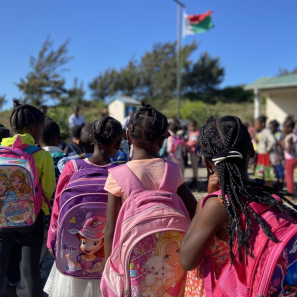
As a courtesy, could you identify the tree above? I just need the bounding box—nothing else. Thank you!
[89,68,120,101]
[60,78,86,106]
[183,51,224,95]
[0,94,7,110]
[16,36,73,106]
[278,67,297,76]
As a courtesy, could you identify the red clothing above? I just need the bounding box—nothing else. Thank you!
[47,161,75,249]
[285,159,297,194]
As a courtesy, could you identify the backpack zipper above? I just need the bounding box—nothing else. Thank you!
[58,193,107,225]
[257,224,297,295]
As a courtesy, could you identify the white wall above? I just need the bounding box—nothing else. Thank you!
[266,89,297,124]
[108,100,125,123]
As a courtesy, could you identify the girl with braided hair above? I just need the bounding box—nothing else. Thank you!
[104,104,197,259]
[180,116,297,297]
[45,116,122,297]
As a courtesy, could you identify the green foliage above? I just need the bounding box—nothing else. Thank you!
[60,78,86,106]
[183,51,224,95]
[47,106,72,140]
[278,67,297,76]
[16,36,73,106]
[180,101,217,126]
[0,94,7,110]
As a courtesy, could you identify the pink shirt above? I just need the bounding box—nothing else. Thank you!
[104,158,185,203]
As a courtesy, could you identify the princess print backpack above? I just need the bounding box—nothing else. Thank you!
[0,143,43,228]
[101,161,191,297]
[202,191,297,297]
[51,159,116,279]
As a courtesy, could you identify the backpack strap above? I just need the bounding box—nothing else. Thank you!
[109,165,145,197]
[24,145,42,155]
[158,161,180,193]
[201,190,223,209]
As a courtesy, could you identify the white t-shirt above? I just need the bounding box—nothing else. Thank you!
[68,114,86,129]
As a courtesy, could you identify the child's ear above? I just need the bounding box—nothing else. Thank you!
[126,130,132,143]
[204,158,215,172]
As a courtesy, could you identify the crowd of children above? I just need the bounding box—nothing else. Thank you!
[0,102,297,297]
[249,115,297,198]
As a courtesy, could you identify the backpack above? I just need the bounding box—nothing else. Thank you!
[172,135,185,159]
[101,161,191,297]
[0,145,44,228]
[202,190,297,297]
[52,159,116,279]
[159,138,168,159]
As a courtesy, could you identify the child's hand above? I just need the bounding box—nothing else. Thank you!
[208,172,220,193]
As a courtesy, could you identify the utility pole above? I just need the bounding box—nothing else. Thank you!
[173,0,185,120]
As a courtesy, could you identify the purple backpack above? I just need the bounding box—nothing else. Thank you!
[101,161,191,297]
[55,159,116,279]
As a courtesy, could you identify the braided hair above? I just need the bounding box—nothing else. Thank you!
[92,116,122,146]
[10,102,45,134]
[128,104,168,148]
[199,116,297,263]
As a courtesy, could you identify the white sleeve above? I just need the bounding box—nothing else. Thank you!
[68,115,74,129]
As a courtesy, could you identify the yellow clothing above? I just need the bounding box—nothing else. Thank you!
[1,134,56,215]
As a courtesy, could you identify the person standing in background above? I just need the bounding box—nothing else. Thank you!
[68,106,86,129]
[186,120,200,189]
[254,116,276,187]
[269,120,284,190]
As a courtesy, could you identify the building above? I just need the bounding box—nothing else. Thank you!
[245,73,297,124]
[105,95,141,124]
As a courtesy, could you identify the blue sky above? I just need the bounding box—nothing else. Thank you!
[0,0,296,110]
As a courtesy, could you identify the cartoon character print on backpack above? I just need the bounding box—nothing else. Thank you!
[266,236,297,297]
[58,213,106,278]
[130,231,186,297]
[0,167,34,226]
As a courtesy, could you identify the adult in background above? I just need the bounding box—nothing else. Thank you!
[122,107,135,131]
[68,106,86,129]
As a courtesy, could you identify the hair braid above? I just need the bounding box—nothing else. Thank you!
[92,116,122,146]
[199,116,297,263]
[128,104,168,149]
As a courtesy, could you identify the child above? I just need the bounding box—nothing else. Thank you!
[269,120,284,190]
[58,124,94,173]
[282,119,297,196]
[180,116,297,296]
[167,120,185,173]
[65,125,84,156]
[0,103,56,297]
[186,120,199,189]
[104,104,197,261]
[0,127,11,143]
[254,115,276,186]
[44,116,122,297]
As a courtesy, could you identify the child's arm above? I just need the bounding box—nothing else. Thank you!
[177,183,197,219]
[65,254,80,267]
[180,197,227,271]
[104,192,122,259]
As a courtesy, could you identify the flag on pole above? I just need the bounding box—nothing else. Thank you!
[183,10,214,37]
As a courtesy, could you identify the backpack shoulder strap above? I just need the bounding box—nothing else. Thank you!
[24,145,42,155]
[109,164,145,197]
[201,190,223,209]
[158,161,180,193]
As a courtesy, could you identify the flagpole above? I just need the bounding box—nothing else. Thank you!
[173,0,185,121]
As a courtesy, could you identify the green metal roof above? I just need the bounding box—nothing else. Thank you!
[245,73,297,90]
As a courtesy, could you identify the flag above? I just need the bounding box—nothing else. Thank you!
[183,10,214,37]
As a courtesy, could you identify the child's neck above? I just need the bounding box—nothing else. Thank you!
[88,148,111,166]
[132,146,159,161]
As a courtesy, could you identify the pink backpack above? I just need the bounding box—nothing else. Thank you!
[0,145,44,227]
[101,161,191,297]
[202,191,297,297]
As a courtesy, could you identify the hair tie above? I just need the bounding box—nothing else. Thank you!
[212,150,243,166]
